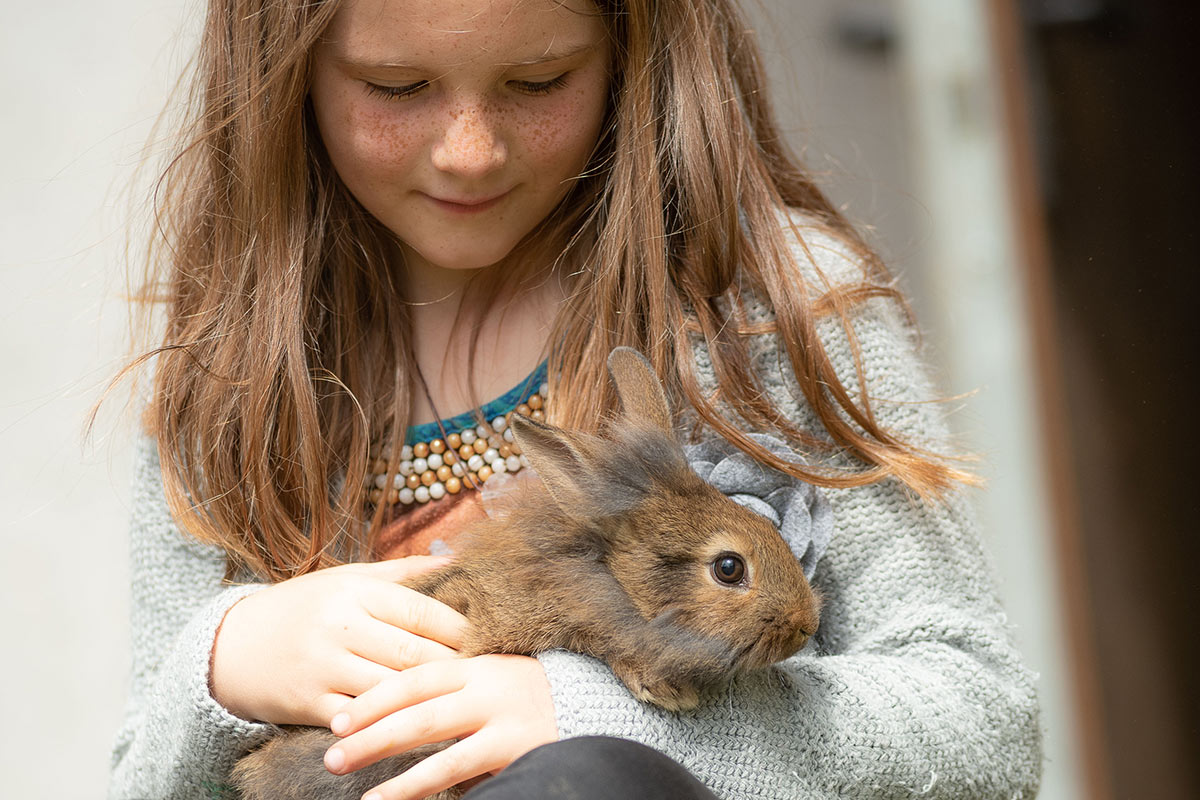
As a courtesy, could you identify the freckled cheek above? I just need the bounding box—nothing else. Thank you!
[329,101,428,183]
[516,92,607,168]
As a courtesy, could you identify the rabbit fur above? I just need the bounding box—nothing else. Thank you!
[231,347,821,800]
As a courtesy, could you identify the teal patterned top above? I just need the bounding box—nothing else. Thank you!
[406,361,548,445]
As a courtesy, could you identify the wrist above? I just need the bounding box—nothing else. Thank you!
[209,594,261,722]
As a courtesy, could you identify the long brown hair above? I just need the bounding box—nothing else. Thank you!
[124,0,973,582]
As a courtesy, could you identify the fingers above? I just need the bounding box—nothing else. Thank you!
[304,653,403,726]
[325,651,408,699]
[346,555,454,582]
[362,583,469,651]
[325,683,478,777]
[349,617,460,672]
[358,735,507,800]
[329,662,467,738]
[324,655,558,800]
[311,692,355,728]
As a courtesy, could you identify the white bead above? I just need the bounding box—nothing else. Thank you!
[398,487,415,504]
[467,454,484,472]
[427,452,443,470]
[461,429,477,445]
[490,458,507,475]
[476,424,490,439]
[393,474,406,489]
[451,462,465,477]
[503,428,515,443]
[413,457,428,473]
[401,445,413,461]
[399,460,414,476]
[415,486,431,503]
[429,482,446,500]
[506,455,521,472]
[492,416,507,432]
[373,473,388,490]
[483,448,499,464]
[519,454,531,468]
[540,382,549,396]
[381,443,393,459]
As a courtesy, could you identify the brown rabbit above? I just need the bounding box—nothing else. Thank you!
[232,347,821,800]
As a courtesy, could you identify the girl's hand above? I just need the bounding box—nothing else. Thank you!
[211,556,467,726]
[322,654,558,800]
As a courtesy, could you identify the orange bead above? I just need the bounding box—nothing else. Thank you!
[473,438,488,454]
[420,470,437,487]
[436,465,452,482]
[445,477,462,494]
[499,444,512,459]
[387,489,399,505]
[447,433,462,449]
[459,444,474,460]
[516,403,531,417]
[528,394,543,410]
[369,488,383,504]
[429,438,446,454]
[531,409,545,421]
[510,441,522,456]
[477,465,493,483]
[406,473,421,490]
[413,441,430,459]
[371,459,387,474]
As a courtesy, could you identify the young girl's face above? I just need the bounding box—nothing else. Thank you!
[310,0,610,277]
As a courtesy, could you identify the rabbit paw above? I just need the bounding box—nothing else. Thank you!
[634,679,701,712]
[612,661,701,711]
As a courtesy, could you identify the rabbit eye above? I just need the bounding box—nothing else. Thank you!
[711,554,746,585]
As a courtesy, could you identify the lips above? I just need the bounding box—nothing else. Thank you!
[423,190,510,214]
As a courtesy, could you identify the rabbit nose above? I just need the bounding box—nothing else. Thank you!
[770,626,807,662]
[772,608,818,661]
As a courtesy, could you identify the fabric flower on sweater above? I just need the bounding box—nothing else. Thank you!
[685,434,832,581]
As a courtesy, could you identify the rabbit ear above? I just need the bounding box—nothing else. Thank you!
[606,347,672,433]
[511,414,645,519]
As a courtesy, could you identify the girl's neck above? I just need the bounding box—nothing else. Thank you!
[401,243,566,426]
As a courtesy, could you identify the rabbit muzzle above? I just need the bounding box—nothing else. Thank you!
[740,604,819,670]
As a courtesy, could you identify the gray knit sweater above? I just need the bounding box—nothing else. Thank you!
[108,222,1043,799]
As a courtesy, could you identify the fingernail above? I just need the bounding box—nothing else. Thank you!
[325,747,346,773]
[331,712,350,735]
[363,793,382,800]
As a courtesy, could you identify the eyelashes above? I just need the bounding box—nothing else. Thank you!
[511,75,571,96]
[364,80,428,101]
[364,74,571,102]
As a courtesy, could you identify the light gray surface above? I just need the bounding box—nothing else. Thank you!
[0,2,193,796]
[0,2,1075,798]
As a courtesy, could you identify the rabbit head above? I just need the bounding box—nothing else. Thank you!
[509,347,820,677]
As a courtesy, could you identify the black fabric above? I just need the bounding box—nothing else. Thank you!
[464,736,719,800]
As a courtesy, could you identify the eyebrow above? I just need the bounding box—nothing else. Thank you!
[338,41,598,72]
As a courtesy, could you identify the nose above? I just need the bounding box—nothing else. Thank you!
[431,102,507,178]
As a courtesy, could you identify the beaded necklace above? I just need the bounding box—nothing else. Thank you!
[366,363,548,508]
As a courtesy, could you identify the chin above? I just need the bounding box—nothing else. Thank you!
[414,245,515,272]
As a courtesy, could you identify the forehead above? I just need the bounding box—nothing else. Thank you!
[322,0,606,68]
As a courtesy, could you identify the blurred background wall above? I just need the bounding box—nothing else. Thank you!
[1,1,193,798]
[2,1,1194,798]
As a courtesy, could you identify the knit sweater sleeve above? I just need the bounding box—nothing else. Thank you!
[108,434,277,800]
[536,227,1043,798]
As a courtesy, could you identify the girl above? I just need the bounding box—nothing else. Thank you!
[109,0,1043,798]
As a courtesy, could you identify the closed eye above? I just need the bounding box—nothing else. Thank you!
[363,74,571,102]
[509,74,571,96]
[364,81,428,101]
